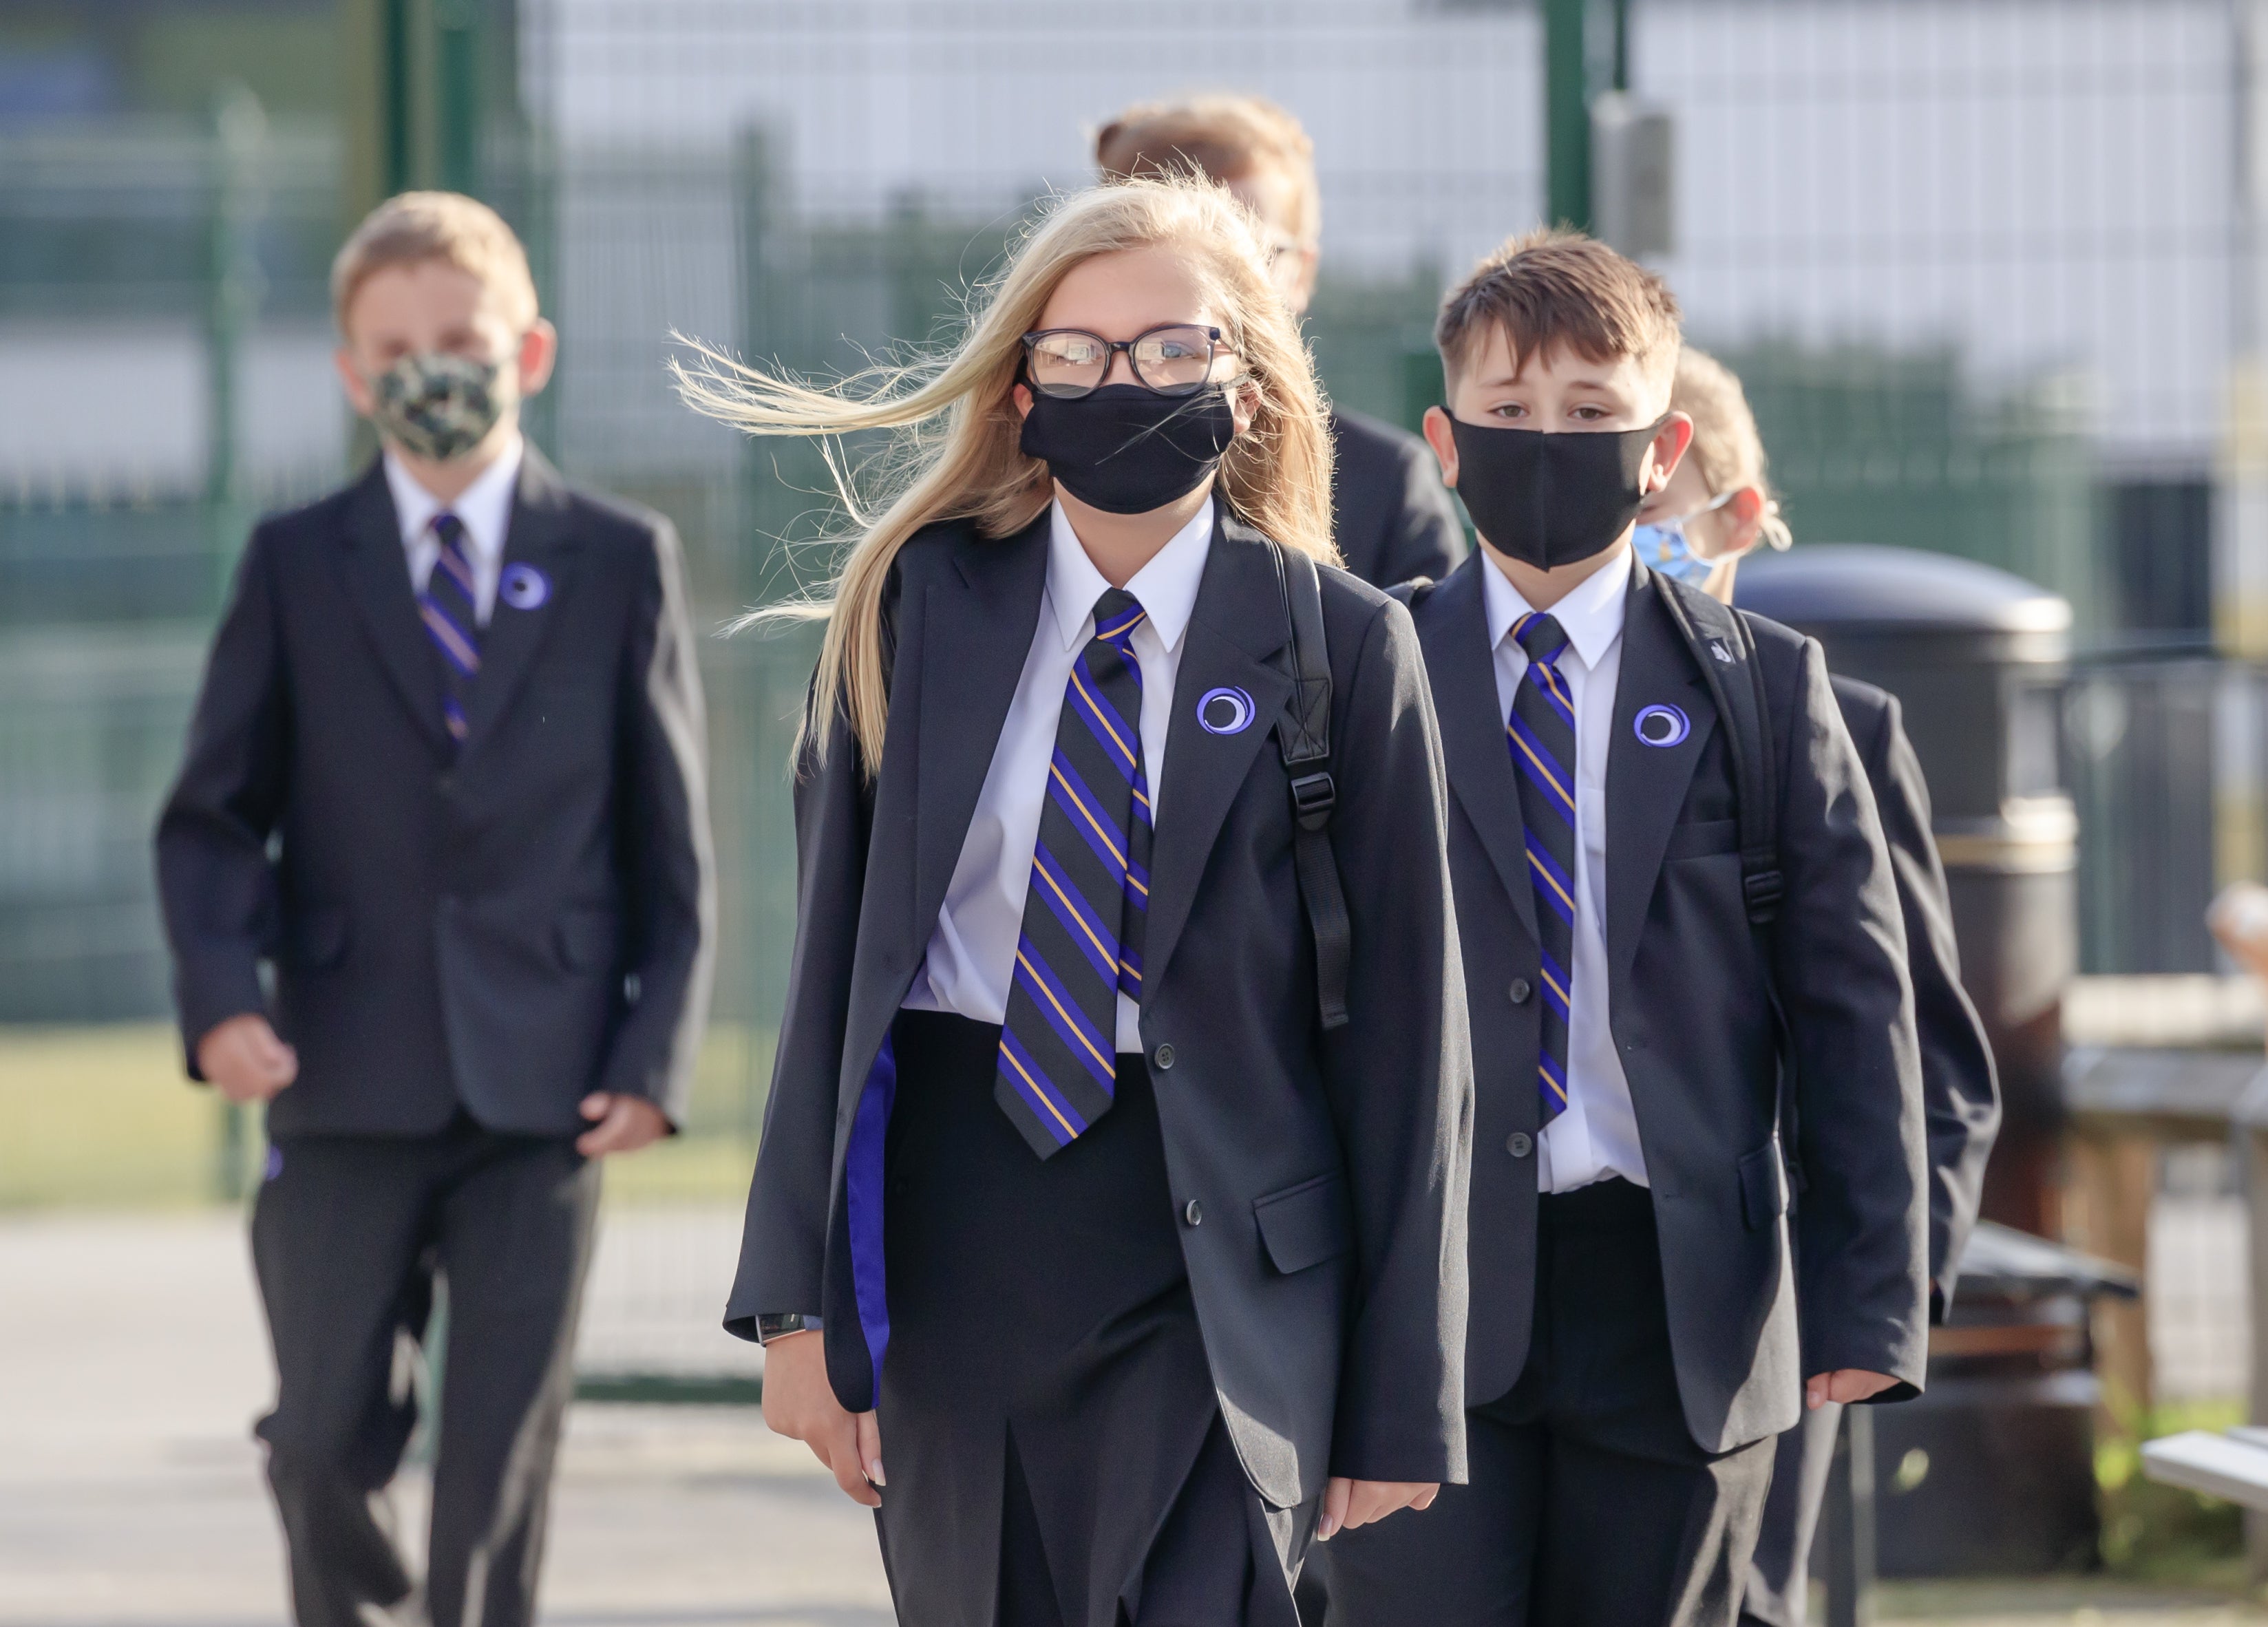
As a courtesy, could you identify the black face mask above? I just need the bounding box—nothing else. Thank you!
[1448,414,1667,570]
[1019,383,1238,515]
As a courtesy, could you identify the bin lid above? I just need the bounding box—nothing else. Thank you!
[1735,544,2071,637]
[1954,1220,2139,1303]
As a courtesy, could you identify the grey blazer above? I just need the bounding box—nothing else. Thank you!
[1407,551,1929,1454]
[726,507,1475,1506]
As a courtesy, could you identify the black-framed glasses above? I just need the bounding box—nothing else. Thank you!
[1019,323,1226,398]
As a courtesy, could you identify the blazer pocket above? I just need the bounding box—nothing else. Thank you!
[1738,1140,1789,1231]
[1664,818,1741,860]
[554,908,619,975]
[290,907,349,970]
[1253,1171,1355,1276]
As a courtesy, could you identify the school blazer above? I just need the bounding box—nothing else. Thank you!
[727,508,1475,1505]
[154,451,716,1137]
[1328,409,1467,590]
[1407,551,1929,1455]
[1827,675,2000,1319]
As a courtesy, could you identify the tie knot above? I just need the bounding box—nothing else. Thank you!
[1092,588,1147,648]
[432,511,466,549]
[1514,612,1569,664]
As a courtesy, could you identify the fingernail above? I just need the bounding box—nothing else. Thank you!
[1317,1517,1337,1542]
[867,1460,885,1487]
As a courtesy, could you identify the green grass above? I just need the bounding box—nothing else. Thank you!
[2098,1400,2251,1588]
[0,1022,774,1209]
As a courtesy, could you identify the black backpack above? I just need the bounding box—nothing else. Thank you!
[1268,543,1355,1030]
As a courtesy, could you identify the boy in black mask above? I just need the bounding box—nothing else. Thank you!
[1317,229,1929,1627]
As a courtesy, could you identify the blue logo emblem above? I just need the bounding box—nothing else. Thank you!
[1197,686,1255,736]
[1633,703,1691,748]
[500,563,550,611]
[263,1145,284,1182]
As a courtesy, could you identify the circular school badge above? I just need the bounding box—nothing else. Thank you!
[1197,686,1255,736]
[1633,703,1691,748]
[500,563,550,611]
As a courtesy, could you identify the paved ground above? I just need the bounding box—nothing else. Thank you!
[3,1209,2265,1627]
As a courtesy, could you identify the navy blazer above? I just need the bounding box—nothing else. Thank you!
[1828,674,2000,1318]
[154,449,716,1136]
[1406,551,1929,1454]
[727,507,1475,1506]
[1328,409,1466,590]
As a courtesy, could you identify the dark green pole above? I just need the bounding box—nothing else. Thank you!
[436,0,483,195]
[1612,0,1631,92]
[382,0,414,192]
[1544,0,1591,229]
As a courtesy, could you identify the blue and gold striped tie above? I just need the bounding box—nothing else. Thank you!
[1509,612,1577,1127]
[420,511,480,745]
[995,588,1154,1159]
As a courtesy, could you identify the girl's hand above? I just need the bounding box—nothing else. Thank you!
[1316,1476,1440,1540]
[761,1329,883,1507]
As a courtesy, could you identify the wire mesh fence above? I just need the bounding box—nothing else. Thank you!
[0,0,2259,1379]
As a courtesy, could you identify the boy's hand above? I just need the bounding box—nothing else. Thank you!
[1806,1369,1898,1410]
[196,1014,298,1103]
[761,1329,883,1507]
[575,1092,670,1157]
[1316,1477,1440,1540]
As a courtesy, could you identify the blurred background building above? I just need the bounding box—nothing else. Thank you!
[0,0,2260,1429]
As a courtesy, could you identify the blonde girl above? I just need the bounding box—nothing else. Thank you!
[688,176,1472,1627]
[1631,345,1792,598]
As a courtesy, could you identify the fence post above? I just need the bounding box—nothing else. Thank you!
[1823,1404,1877,1627]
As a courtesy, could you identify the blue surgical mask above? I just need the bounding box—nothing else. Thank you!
[1633,489,1740,585]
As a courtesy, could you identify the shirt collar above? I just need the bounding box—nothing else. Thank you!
[1045,496,1214,655]
[1480,540,1633,672]
[382,433,524,563]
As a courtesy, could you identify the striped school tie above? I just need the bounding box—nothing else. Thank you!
[995,588,1154,1159]
[1508,612,1577,1127]
[419,512,481,745]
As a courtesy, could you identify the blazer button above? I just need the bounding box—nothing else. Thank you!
[1153,1043,1176,1072]
[1506,1132,1534,1158]
[1508,978,1533,1005]
[1183,1198,1204,1227]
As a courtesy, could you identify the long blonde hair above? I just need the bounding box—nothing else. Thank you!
[672,175,1336,773]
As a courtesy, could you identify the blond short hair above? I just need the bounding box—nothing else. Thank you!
[1436,227,1680,391]
[1094,94,1322,246]
[1672,347,1792,549]
[330,191,540,337]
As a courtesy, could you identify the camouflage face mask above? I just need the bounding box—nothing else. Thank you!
[369,350,507,462]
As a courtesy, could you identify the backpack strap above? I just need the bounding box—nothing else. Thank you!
[1269,543,1353,1030]
[1651,571,1783,925]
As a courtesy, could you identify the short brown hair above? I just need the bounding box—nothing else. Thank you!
[330,191,540,337]
[1673,346,1792,549]
[1435,227,1680,390]
[1094,94,1321,245]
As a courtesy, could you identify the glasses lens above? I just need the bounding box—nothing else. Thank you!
[1027,332,1107,397]
[1130,327,1217,395]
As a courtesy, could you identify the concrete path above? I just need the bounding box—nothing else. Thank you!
[2,1209,2262,1627]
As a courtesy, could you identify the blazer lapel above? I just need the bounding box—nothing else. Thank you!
[1142,515,1294,996]
[462,447,582,750]
[907,511,1051,964]
[333,462,449,755]
[1605,561,1718,982]
[1421,556,1539,947]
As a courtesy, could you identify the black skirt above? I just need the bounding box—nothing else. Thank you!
[871,1009,1296,1627]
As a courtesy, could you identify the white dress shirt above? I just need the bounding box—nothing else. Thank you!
[906,497,1215,1052]
[1480,544,1650,1193]
[383,434,523,626]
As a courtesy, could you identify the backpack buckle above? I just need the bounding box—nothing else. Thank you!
[1289,771,1336,831]
[1744,866,1785,926]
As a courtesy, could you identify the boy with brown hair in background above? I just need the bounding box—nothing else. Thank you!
[1094,93,1466,588]
[156,191,714,1627]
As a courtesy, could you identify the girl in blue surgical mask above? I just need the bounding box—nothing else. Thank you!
[1631,345,1791,597]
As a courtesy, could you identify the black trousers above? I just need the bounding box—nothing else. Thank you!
[1739,1401,1841,1627]
[1320,1179,1774,1627]
[250,1112,600,1627]
[873,1010,1302,1627]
